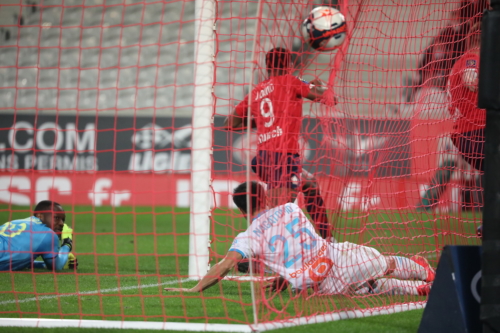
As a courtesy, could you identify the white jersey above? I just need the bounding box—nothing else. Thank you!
[229,203,387,294]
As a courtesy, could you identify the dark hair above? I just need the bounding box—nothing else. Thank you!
[232,181,265,214]
[265,47,291,71]
[457,0,488,23]
[34,200,62,214]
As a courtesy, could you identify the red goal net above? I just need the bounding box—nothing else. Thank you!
[0,0,484,330]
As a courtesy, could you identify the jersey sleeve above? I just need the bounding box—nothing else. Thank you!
[292,76,312,98]
[234,94,250,117]
[39,232,60,260]
[228,232,251,259]
[39,232,71,271]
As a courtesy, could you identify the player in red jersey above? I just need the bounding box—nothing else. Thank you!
[447,22,485,172]
[224,47,333,240]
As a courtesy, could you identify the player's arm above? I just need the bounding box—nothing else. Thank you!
[33,261,46,269]
[223,110,246,130]
[164,251,243,292]
[305,78,328,101]
[40,233,72,271]
[296,77,335,103]
[223,95,256,130]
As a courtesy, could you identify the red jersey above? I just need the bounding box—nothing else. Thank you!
[235,74,311,154]
[447,50,485,133]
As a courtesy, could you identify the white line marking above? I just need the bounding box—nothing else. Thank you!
[0,318,253,332]
[0,278,192,306]
[0,302,426,332]
[253,301,426,331]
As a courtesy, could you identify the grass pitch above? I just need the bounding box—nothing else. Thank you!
[0,205,480,332]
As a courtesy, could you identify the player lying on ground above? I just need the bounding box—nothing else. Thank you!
[0,200,76,271]
[224,47,334,240]
[165,181,435,295]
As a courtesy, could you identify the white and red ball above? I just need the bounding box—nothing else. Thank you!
[302,6,347,51]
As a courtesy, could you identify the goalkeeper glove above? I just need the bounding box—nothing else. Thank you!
[64,252,78,270]
[61,237,73,252]
[61,223,73,240]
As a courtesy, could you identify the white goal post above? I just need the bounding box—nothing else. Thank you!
[188,0,216,279]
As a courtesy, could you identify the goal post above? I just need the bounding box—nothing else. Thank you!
[188,0,216,280]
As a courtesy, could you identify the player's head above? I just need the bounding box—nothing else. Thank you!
[454,0,488,24]
[232,181,266,215]
[34,200,65,233]
[266,47,291,75]
[466,20,482,50]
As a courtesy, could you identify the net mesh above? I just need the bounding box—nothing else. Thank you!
[0,0,484,328]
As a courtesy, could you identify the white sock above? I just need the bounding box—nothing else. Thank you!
[372,278,424,296]
[388,256,427,280]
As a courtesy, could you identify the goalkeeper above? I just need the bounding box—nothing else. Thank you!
[0,200,76,271]
[165,182,434,296]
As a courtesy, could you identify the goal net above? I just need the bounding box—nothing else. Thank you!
[0,0,484,331]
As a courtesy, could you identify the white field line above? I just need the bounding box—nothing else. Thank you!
[0,278,192,306]
[0,301,426,332]
[253,301,427,332]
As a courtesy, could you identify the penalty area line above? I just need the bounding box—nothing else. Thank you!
[0,278,192,306]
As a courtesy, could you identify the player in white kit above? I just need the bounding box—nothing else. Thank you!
[165,182,434,295]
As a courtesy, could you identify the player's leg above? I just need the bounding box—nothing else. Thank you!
[384,255,435,282]
[265,152,297,207]
[323,242,388,295]
[336,244,433,295]
[451,129,485,172]
[251,151,295,208]
[365,278,431,296]
[301,169,331,239]
[418,135,458,211]
[272,152,297,206]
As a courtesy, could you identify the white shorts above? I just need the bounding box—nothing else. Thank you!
[318,242,388,295]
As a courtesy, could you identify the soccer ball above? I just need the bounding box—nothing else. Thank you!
[302,6,347,51]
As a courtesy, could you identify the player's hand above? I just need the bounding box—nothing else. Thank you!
[64,253,78,270]
[61,237,73,252]
[263,276,289,292]
[309,78,326,87]
[61,224,73,240]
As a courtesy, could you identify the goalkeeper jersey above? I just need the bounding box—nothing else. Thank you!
[0,216,61,271]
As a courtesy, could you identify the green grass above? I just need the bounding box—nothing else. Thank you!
[0,205,481,332]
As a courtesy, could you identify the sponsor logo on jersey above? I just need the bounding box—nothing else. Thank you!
[288,244,330,279]
[466,59,477,68]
